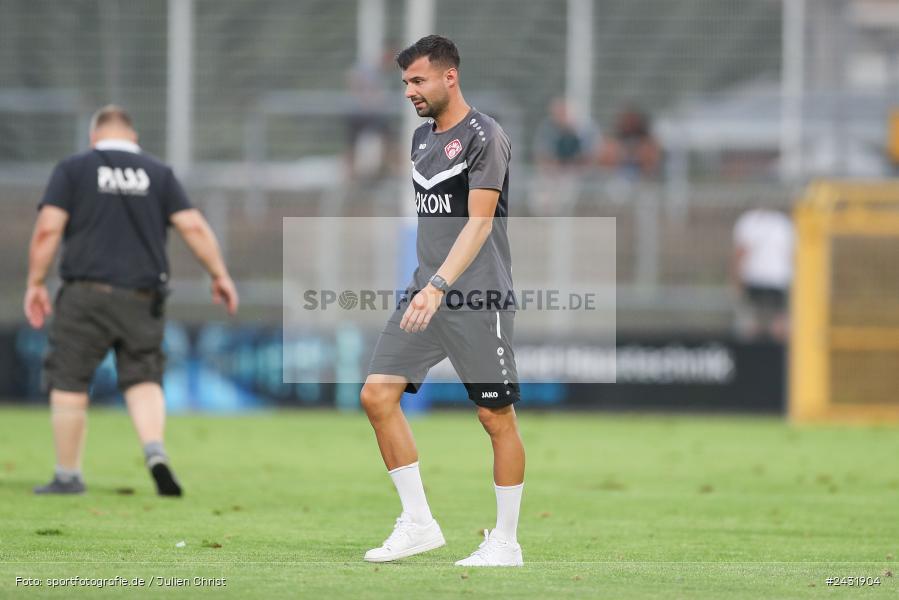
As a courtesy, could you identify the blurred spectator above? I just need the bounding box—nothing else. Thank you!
[731,208,794,342]
[529,97,597,215]
[597,106,661,181]
[345,57,393,179]
[534,97,596,168]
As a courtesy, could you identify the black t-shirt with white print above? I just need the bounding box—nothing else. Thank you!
[409,108,514,310]
[38,140,192,290]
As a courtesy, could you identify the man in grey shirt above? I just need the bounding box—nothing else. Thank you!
[361,35,525,567]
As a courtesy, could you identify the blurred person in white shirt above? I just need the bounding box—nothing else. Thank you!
[732,208,794,342]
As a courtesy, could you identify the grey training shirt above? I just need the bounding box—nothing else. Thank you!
[409,108,515,310]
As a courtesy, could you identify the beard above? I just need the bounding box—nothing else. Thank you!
[413,93,448,118]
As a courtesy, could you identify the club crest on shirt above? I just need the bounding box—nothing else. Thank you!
[444,138,463,160]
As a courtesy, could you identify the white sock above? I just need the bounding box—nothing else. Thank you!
[54,465,82,483]
[493,482,524,542]
[388,462,433,525]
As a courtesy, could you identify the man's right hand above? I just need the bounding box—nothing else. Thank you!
[24,283,52,329]
[211,274,239,315]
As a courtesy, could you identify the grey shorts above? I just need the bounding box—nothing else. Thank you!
[43,282,166,393]
[368,307,520,408]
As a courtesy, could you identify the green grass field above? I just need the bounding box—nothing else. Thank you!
[0,407,897,599]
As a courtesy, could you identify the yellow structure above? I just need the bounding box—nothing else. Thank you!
[889,109,899,165]
[791,180,899,422]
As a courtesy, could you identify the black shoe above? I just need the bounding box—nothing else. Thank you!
[148,458,183,497]
[34,476,86,495]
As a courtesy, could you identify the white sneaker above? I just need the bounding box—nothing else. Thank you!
[363,514,446,562]
[454,529,523,567]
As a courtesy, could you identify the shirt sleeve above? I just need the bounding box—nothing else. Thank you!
[38,161,75,213]
[468,129,511,191]
[733,214,750,245]
[163,167,192,219]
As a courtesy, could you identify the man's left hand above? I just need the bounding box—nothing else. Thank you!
[400,284,444,333]
[211,274,239,316]
[24,283,52,329]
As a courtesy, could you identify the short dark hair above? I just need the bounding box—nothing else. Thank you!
[90,104,134,131]
[396,35,460,70]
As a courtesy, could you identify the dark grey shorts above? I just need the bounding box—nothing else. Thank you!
[368,307,520,408]
[43,283,165,393]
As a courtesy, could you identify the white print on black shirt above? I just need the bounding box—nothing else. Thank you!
[97,166,150,196]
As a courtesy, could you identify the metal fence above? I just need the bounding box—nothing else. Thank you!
[2,0,897,331]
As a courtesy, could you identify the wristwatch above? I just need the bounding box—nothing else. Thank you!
[428,274,449,293]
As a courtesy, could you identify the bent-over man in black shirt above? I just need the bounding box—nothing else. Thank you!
[24,105,239,496]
